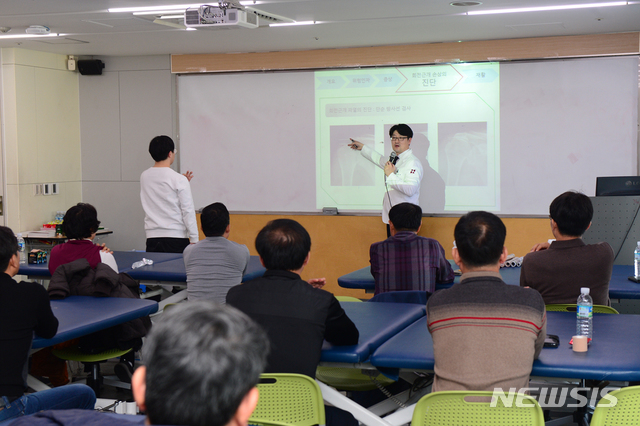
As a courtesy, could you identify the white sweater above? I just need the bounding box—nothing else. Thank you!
[140,167,199,242]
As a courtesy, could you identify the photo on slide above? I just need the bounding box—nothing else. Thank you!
[438,122,488,187]
[330,125,376,186]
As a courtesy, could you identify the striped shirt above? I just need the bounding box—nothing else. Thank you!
[427,272,547,392]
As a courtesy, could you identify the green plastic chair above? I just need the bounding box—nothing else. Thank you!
[316,296,395,391]
[335,295,362,302]
[249,374,325,426]
[411,391,545,426]
[250,420,296,426]
[52,346,132,397]
[545,304,619,314]
[590,385,640,425]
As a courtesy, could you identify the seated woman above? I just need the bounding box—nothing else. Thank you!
[34,204,131,386]
[48,203,117,275]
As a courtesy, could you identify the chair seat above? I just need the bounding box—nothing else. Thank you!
[545,304,619,314]
[52,346,133,397]
[52,347,132,362]
[316,366,395,391]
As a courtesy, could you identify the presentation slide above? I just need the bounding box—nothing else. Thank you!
[315,63,500,213]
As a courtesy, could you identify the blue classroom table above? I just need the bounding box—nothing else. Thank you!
[33,295,158,349]
[339,264,640,300]
[18,251,183,278]
[18,251,266,284]
[320,301,425,364]
[370,311,640,382]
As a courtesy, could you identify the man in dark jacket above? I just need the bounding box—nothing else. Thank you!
[0,226,95,423]
[227,218,359,426]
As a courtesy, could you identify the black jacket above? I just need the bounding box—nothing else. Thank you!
[227,270,359,378]
[48,258,151,352]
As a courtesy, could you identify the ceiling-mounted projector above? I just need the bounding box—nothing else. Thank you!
[184,4,258,29]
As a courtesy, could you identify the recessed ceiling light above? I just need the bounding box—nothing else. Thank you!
[450,1,483,6]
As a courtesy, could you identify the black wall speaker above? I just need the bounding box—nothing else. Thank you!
[77,60,105,75]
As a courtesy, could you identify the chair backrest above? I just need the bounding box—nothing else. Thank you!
[590,385,640,425]
[545,304,619,314]
[369,290,430,305]
[335,295,362,302]
[411,391,545,426]
[250,373,326,426]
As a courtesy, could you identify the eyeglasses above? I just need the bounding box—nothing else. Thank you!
[391,136,408,142]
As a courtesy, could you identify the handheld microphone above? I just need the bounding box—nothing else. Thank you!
[389,152,399,166]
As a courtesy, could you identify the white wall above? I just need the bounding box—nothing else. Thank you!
[1,48,82,232]
[79,55,175,251]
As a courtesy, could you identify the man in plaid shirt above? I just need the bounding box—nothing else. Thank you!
[370,203,454,295]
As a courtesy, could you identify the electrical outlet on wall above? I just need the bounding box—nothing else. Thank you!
[43,183,50,195]
[51,183,59,195]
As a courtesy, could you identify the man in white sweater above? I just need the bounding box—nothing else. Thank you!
[140,135,199,253]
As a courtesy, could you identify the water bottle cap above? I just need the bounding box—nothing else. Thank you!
[580,287,590,295]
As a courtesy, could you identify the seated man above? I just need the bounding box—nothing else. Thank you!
[48,203,117,275]
[12,301,269,426]
[427,211,546,392]
[184,202,250,303]
[227,219,359,426]
[0,226,96,423]
[520,191,614,305]
[370,202,454,295]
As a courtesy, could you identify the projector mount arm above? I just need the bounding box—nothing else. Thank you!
[218,0,245,11]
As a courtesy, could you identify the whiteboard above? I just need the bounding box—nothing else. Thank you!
[178,56,638,215]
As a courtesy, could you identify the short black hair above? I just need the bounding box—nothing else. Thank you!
[201,203,230,237]
[144,301,269,426]
[149,135,175,162]
[389,124,413,139]
[549,191,593,237]
[389,203,422,232]
[255,219,311,271]
[454,211,506,268]
[62,203,100,240]
[0,226,18,272]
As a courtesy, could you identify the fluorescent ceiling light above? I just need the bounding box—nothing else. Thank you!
[467,1,628,15]
[110,2,262,13]
[269,21,315,27]
[0,33,62,39]
[156,14,185,20]
[133,10,190,16]
[110,4,202,13]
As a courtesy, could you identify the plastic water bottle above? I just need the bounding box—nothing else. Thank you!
[635,241,640,278]
[17,233,26,264]
[576,287,593,340]
[132,258,153,269]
